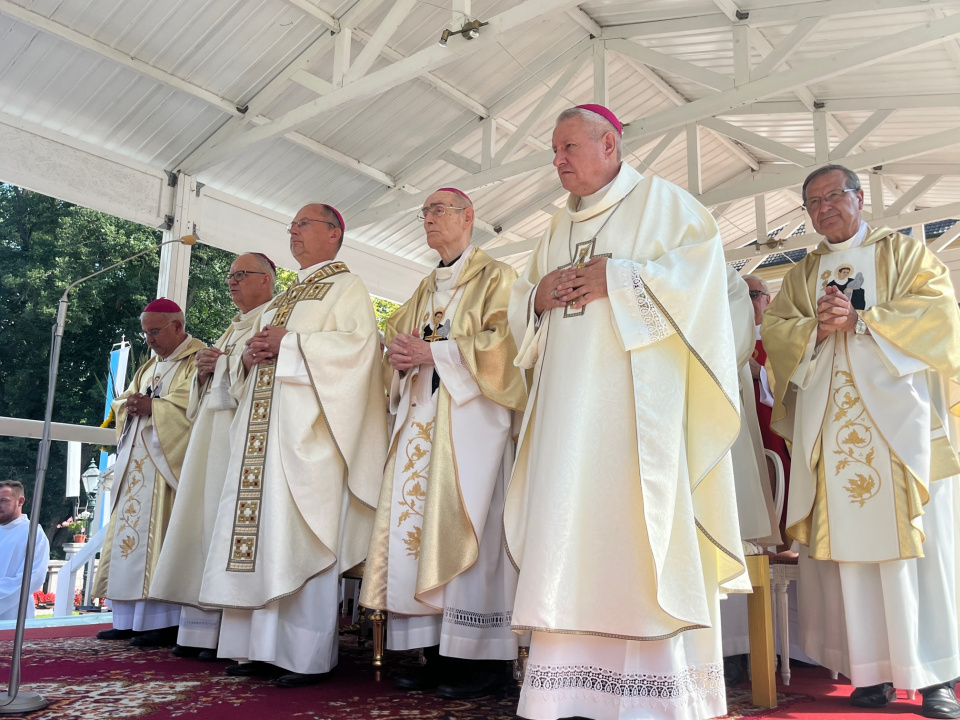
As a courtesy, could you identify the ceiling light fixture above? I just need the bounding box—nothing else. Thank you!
[437,19,488,47]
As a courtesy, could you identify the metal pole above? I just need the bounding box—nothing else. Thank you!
[0,238,192,714]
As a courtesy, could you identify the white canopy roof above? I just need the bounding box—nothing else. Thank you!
[1,0,959,300]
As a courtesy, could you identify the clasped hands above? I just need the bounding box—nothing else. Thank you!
[196,347,224,384]
[125,393,153,417]
[816,285,859,344]
[534,257,608,315]
[387,331,433,372]
[242,325,288,370]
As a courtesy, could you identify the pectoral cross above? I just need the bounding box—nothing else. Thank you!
[557,238,611,318]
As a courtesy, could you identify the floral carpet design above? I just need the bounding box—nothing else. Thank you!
[1,634,813,719]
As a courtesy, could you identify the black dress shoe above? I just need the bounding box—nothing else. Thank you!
[171,644,202,658]
[197,649,224,662]
[96,628,135,640]
[225,661,283,677]
[851,683,895,708]
[395,646,447,691]
[275,672,331,688]
[920,683,960,719]
[723,655,748,687]
[129,627,178,648]
[435,660,507,700]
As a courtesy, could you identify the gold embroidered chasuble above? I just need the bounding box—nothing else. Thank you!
[92,335,205,601]
[762,227,960,561]
[506,163,748,642]
[198,261,387,610]
[149,304,267,608]
[360,248,526,611]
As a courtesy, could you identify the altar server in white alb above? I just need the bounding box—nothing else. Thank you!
[94,299,204,646]
[763,164,960,719]
[150,253,276,659]
[506,104,749,720]
[0,481,50,621]
[198,204,387,688]
[360,187,527,699]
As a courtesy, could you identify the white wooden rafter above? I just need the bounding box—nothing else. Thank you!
[344,0,419,83]
[884,175,942,215]
[281,0,340,31]
[749,17,823,81]
[686,124,702,196]
[604,39,735,92]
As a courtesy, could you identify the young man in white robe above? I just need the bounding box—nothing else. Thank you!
[360,187,527,699]
[150,253,276,659]
[198,204,387,688]
[0,481,50,621]
[93,299,205,646]
[763,164,960,719]
[506,104,749,720]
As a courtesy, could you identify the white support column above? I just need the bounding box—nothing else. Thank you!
[333,29,352,88]
[158,174,197,308]
[868,171,886,219]
[452,0,471,26]
[732,24,751,85]
[686,123,702,196]
[755,194,768,243]
[593,41,608,105]
[912,224,926,242]
[813,110,829,164]
[481,117,497,171]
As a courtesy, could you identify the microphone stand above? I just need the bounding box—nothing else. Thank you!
[0,236,195,713]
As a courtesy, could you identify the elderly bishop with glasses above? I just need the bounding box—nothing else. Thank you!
[94,298,206,647]
[196,204,387,688]
[763,164,960,718]
[150,253,277,659]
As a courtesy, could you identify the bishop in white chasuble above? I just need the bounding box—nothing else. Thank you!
[361,188,527,699]
[150,253,276,654]
[197,205,387,686]
[506,106,747,720]
[93,300,205,640]
[762,166,960,713]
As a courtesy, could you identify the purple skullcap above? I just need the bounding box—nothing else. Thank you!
[253,252,276,271]
[575,104,623,137]
[322,204,345,234]
[143,298,182,314]
[437,187,473,206]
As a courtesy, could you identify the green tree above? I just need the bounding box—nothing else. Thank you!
[371,295,400,333]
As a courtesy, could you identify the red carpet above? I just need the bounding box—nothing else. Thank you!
[0,629,822,720]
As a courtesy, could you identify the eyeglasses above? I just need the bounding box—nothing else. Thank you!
[139,321,175,340]
[804,188,857,211]
[748,290,769,300]
[225,270,267,283]
[417,205,466,222]
[287,218,338,232]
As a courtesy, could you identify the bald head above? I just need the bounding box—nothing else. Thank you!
[288,204,343,269]
[422,189,475,265]
[229,253,276,313]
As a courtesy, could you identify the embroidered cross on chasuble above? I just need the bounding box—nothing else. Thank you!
[558,238,611,318]
[226,261,349,573]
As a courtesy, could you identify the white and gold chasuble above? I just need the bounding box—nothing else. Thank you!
[362,248,523,660]
[763,224,960,690]
[93,335,204,603]
[149,303,268,647]
[197,260,387,675]
[507,163,747,720]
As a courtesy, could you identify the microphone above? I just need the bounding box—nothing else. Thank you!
[0,234,196,713]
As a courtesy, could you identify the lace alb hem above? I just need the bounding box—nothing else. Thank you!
[524,661,725,709]
[443,607,512,629]
[616,261,670,346]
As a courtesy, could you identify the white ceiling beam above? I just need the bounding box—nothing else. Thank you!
[345,0,418,83]
[732,24,750,86]
[733,94,960,114]
[712,202,734,221]
[754,194,768,241]
[913,224,927,242]
[726,205,806,249]
[829,109,895,160]
[699,118,814,166]
[813,110,829,164]
[747,27,816,111]
[698,126,960,207]
[487,237,538,258]
[0,0,243,117]
[884,174,942,215]
[712,0,742,23]
[750,17,823,80]
[281,0,340,31]
[931,7,960,75]
[931,224,960,252]
[487,38,593,116]
[439,150,481,174]
[606,39,734,91]
[493,48,588,165]
[332,26,352,87]
[724,201,960,262]
[480,184,566,248]
[635,128,683,169]
[593,40,609,105]
[626,13,960,147]
[879,162,960,175]
[687,124,702,195]
[481,118,497,171]
[179,0,581,174]
[617,55,761,170]
[868,171,886,216]
[567,8,602,36]
[292,68,334,95]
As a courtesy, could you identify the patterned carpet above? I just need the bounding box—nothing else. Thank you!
[0,632,813,719]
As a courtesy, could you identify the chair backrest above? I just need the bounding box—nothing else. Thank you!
[765,448,785,521]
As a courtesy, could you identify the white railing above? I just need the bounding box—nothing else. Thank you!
[52,525,107,617]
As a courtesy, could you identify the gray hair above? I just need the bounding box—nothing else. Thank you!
[801,165,862,204]
[140,310,186,329]
[556,107,622,162]
[246,252,277,291]
[742,274,770,295]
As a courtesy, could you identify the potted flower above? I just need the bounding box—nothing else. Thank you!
[57,511,92,542]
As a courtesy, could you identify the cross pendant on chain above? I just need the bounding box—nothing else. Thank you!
[557,238,612,318]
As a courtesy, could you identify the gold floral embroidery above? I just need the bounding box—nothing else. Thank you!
[397,420,433,558]
[117,456,146,558]
[830,369,881,506]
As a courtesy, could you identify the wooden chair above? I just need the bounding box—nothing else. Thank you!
[746,554,778,709]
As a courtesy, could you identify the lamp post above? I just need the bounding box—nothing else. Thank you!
[81,460,100,519]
